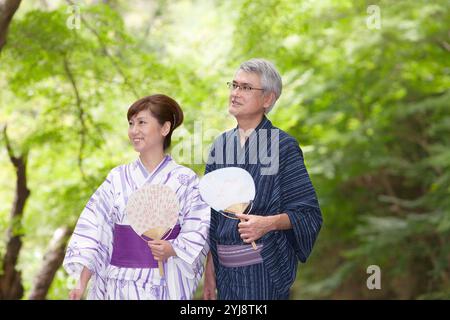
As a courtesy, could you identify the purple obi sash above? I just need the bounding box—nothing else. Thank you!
[217,244,264,268]
[110,223,181,268]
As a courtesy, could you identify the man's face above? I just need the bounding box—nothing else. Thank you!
[228,70,272,119]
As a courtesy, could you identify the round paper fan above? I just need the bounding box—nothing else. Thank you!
[199,167,257,250]
[126,184,180,276]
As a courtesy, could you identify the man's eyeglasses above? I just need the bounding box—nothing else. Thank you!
[227,82,264,92]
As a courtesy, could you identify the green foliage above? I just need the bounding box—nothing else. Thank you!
[1,0,448,299]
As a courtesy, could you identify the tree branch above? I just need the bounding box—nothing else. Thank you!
[0,124,29,299]
[63,56,88,182]
[3,123,19,166]
[28,226,73,300]
[438,40,450,52]
[0,0,22,52]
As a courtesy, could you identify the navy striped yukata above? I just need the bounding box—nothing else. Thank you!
[205,116,322,300]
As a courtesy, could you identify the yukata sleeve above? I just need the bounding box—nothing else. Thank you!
[204,148,217,251]
[166,173,211,299]
[170,174,210,269]
[279,139,323,263]
[63,171,115,298]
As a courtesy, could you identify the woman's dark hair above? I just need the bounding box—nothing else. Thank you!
[127,94,184,150]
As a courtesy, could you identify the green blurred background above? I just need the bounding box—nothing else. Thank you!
[0,0,449,299]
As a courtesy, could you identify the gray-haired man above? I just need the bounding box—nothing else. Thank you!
[203,58,322,299]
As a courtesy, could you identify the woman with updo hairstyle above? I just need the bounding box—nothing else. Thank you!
[127,94,184,151]
[64,94,210,300]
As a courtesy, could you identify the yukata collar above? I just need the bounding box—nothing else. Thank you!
[255,115,273,131]
[137,154,172,181]
[233,115,273,136]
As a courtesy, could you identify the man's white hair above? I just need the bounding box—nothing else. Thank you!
[238,58,282,114]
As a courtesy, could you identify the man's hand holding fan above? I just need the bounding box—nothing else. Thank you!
[126,184,180,277]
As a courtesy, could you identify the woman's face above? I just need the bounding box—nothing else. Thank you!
[128,109,169,154]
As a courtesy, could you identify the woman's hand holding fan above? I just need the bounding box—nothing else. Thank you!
[147,239,177,262]
[126,184,179,277]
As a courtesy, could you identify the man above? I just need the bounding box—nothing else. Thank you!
[203,58,322,300]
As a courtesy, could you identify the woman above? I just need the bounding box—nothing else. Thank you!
[63,94,210,300]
